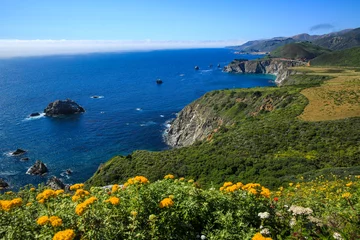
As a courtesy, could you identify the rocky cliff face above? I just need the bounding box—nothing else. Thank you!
[165,100,222,148]
[223,59,306,85]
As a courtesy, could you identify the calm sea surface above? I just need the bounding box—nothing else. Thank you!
[0,48,275,189]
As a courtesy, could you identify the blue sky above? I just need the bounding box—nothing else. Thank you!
[0,0,359,57]
[1,0,359,40]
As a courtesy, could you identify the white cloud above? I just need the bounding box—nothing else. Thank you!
[0,39,245,58]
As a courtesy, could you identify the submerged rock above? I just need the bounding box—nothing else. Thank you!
[156,79,163,84]
[21,157,29,161]
[44,99,85,117]
[30,112,41,117]
[0,178,9,189]
[47,176,65,190]
[11,148,26,156]
[194,66,199,70]
[26,160,48,175]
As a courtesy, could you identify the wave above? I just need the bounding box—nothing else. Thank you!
[0,170,20,176]
[140,121,156,127]
[23,113,46,121]
[136,108,143,111]
[179,74,185,77]
[160,115,164,118]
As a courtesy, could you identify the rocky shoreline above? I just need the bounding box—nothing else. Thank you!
[223,58,306,85]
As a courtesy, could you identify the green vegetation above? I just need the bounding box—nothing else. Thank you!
[313,28,360,50]
[311,46,360,67]
[88,78,360,188]
[1,176,359,239]
[269,42,331,60]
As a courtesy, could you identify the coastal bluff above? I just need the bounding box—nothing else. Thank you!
[223,59,306,85]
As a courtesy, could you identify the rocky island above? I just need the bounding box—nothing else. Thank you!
[44,99,85,117]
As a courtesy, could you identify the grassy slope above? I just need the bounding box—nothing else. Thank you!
[88,78,360,189]
[270,42,331,59]
[311,47,360,67]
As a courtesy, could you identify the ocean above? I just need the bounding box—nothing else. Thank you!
[0,48,275,189]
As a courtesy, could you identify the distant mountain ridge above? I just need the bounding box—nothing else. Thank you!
[230,28,356,52]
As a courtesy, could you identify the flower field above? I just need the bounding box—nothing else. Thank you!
[0,175,359,239]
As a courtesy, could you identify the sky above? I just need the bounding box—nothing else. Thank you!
[1,0,360,57]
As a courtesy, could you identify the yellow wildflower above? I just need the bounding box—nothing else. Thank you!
[52,229,75,240]
[111,184,119,193]
[179,177,185,181]
[289,183,294,187]
[49,216,63,227]
[37,189,56,203]
[134,176,149,183]
[69,183,84,191]
[75,197,97,216]
[223,182,233,188]
[30,188,36,192]
[130,211,138,216]
[346,182,353,187]
[219,187,224,191]
[159,197,174,208]
[242,183,261,190]
[236,182,244,188]
[72,195,80,202]
[248,188,258,195]
[55,189,64,196]
[0,198,22,211]
[37,216,49,225]
[252,232,272,240]
[26,202,32,207]
[225,184,239,192]
[38,199,45,204]
[164,174,175,179]
[169,195,175,199]
[5,191,13,195]
[342,192,352,198]
[188,179,194,183]
[105,196,120,205]
[260,187,271,198]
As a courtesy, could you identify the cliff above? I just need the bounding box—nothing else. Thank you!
[223,59,306,85]
[165,99,223,147]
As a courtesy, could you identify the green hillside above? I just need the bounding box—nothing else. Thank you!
[311,46,360,67]
[270,42,331,60]
[313,28,360,50]
[88,77,360,189]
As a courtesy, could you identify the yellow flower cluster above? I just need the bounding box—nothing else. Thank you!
[346,182,353,187]
[0,198,22,211]
[111,184,120,193]
[52,229,75,240]
[219,182,271,198]
[36,215,63,227]
[69,183,84,191]
[75,197,97,216]
[164,174,175,179]
[252,232,272,240]
[179,177,185,181]
[37,189,57,203]
[72,189,90,202]
[342,192,352,198]
[105,196,120,205]
[159,197,174,208]
[124,176,149,186]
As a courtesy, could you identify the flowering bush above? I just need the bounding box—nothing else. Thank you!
[0,175,359,239]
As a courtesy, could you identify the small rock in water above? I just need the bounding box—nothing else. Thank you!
[194,66,200,70]
[21,157,29,161]
[46,176,65,190]
[0,178,9,189]
[11,148,27,156]
[217,64,221,68]
[66,169,73,175]
[156,79,163,84]
[30,112,41,117]
[26,160,48,175]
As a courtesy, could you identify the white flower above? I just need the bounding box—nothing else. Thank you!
[200,235,206,240]
[260,228,270,235]
[284,205,289,208]
[333,232,344,240]
[288,205,313,216]
[258,212,270,219]
[290,217,297,228]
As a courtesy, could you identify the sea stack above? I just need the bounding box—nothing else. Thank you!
[44,99,85,117]
[26,160,48,175]
[11,148,27,156]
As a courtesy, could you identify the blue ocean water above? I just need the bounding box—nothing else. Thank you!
[0,48,275,189]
